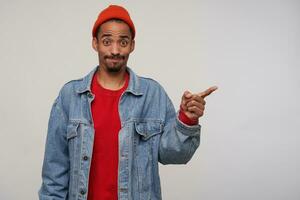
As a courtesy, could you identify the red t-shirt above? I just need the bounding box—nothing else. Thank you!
[87,72,129,200]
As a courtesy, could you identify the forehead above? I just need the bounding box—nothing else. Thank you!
[99,20,132,38]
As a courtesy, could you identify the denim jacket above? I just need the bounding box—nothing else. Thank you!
[39,66,201,200]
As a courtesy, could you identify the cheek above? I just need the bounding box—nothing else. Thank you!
[98,48,109,59]
[122,47,133,56]
[98,47,107,54]
[97,52,106,62]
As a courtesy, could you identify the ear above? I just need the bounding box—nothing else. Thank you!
[130,39,135,53]
[92,37,99,52]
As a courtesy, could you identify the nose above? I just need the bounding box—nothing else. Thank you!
[110,42,120,55]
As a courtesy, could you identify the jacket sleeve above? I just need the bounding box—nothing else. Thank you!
[158,94,201,165]
[39,94,70,200]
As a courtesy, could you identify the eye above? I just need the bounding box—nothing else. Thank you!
[120,39,129,47]
[102,39,111,46]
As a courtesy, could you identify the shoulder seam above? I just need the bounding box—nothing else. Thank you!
[63,77,84,85]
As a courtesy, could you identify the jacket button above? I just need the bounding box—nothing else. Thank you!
[83,155,89,161]
[80,189,86,195]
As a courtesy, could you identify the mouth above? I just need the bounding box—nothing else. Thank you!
[107,58,122,62]
[105,55,125,61]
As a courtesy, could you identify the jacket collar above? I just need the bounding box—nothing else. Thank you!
[75,66,143,96]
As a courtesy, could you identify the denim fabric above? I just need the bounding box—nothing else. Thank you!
[39,66,201,200]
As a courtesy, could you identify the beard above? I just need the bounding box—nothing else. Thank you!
[107,64,122,73]
[104,54,126,73]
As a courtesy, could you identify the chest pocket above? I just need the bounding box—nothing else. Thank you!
[134,121,163,140]
[66,122,79,140]
[66,121,85,158]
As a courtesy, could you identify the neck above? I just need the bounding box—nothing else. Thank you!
[96,66,127,90]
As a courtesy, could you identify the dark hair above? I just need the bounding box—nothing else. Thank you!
[95,18,134,39]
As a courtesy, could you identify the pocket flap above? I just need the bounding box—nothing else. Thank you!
[135,121,162,140]
[66,122,79,139]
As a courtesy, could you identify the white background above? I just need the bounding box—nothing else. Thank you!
[0,0,299,199]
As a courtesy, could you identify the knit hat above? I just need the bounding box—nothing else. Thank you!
[92,5,136,39]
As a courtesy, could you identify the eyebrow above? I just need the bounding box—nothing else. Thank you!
[119,35,130,39]
[100,34,112,39]
[100,34,130,39]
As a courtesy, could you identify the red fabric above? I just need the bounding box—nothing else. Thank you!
[87,72,129,200]
[178,106,199,125]
[92,5,135,38]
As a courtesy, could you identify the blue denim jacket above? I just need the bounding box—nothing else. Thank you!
[39,66,201,200]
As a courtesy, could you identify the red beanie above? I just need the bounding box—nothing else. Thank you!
[92,5,136,39]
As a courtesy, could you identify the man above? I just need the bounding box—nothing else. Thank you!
[39,5,217,200]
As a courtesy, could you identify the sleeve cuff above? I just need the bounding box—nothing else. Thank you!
[178,107,199,126]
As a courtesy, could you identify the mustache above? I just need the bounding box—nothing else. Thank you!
[104,54,125,59]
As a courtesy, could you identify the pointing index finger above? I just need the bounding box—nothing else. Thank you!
[198,86,218,98]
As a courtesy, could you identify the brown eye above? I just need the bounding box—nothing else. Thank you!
[120,39,128,47]
[102,39,111,46]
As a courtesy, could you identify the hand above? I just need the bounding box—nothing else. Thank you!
[180,86,218,120]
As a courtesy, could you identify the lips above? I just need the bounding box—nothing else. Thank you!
[107,58,122,61]
[105,54,125,60]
